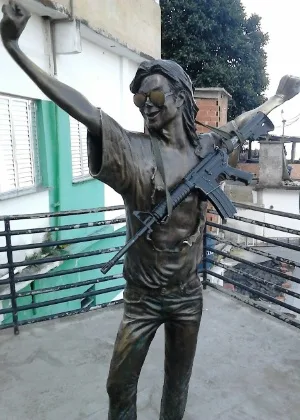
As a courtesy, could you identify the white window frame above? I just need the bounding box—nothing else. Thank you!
[0,94,40,198]
[69,117,90,181]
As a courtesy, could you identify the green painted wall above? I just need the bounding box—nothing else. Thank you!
[36,101,106,242]
[2,225,126,324]
[31,225,126,319]
[2,284,35,325]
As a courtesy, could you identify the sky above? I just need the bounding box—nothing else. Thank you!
[242,0,300,157]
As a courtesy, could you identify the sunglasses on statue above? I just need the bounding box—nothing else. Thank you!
[133,91,173,108]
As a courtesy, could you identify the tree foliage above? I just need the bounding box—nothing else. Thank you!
[161,0,269,119]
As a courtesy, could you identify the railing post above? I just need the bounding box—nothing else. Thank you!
[5,218,19,335]
[202,223,208,290]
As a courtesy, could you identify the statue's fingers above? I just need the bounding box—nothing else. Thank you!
[294,77,300,91]
[287,76,300,94]
[14,3,24,16]
[10,0,28,17]
[3,2,15,18]
[9,0,18,15]
[1,6,11,21]
[8,0,16,13]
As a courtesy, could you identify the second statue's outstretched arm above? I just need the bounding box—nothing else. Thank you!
[1,1,100,135]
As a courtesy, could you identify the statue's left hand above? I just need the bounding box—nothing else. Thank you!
[276,75,300,102]
[0,0,31,44]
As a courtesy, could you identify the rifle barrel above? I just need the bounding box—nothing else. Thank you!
[101,224,149,274]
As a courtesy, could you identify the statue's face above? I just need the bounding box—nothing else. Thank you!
[136,74,180,131]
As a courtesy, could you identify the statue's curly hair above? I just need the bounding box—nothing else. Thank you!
[130,59,199,148]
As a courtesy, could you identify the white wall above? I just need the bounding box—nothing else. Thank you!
[0,0,50,100]
[0,3,51,275]
[253,188,300,239]
[56,39,143,130]
[226,188,300,244]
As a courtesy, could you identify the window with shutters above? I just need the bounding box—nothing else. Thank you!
[69,117,90,180]
[0,95,40,196]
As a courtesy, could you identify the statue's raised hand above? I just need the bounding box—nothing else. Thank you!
[0,0,31,44]
[276,75,300,102]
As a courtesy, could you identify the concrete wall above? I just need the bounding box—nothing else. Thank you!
[33,0,161,59]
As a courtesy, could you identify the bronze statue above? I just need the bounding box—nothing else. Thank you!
[1,2,300,419]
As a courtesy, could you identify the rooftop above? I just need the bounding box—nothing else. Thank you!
[1,288,299,420]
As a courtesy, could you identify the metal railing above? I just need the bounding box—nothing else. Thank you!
[0,205,127,334]
[203,202,300,329]
[0,202,300,334]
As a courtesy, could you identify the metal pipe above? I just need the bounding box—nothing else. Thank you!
[0,299,123,332]
[207,221,300,253]
[0,217,126,237]
[0,284,125,316]
[206,246,300,285]
[48,0,75,77]
[14,259,124,284]
[202,224,208,290]
[0,205,125,222]
[4,231,125,253]
[232,202,300,221]
[206,269,300,315]
[17,273,124,298]
[206,233,300,270]
[50,20,58,76]
[70,0,74,19]
[0,245,123,270]
[208,259,300,301]
[4,219,19,335]
[0,273,124,300]
[233,215,300,237]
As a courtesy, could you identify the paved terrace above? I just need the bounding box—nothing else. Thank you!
[0,289,299,420]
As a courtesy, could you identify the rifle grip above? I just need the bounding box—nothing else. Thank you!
[101,262,112,274]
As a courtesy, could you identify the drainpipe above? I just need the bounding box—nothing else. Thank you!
[70,0,74,19]
[50,0,75,76]
[43,1,76,237]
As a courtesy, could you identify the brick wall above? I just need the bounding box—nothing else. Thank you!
[194,88,231,230]
[238,163,259,178]
[290,164,300,179]
[238,163,300,180]
[194,87,232,133]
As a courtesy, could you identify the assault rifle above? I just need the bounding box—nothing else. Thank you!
[101,111,274,274]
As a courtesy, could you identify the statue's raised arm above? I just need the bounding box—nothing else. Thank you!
[0,0,100,135]
[223,74,300,134]
[218,74,300,167]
